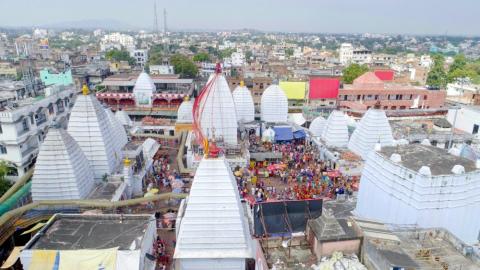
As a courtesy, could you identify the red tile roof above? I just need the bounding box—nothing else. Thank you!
[309,78,339,99]
[374,70,394,81]
[353,72,384,85]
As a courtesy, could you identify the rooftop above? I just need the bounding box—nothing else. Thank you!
[379,144,478,175]
[27,214,154,250]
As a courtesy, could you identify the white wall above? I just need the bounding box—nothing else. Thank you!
[447,107,480,137]
[355,151,480,245]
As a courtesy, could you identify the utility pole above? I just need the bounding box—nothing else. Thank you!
[448,106,459,149]
[163,8,169,54]
[153,0,159,36]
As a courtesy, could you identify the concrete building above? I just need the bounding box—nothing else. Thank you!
[338,72,446,115]
[355,144,480,245]
[39,68,73,86]
[308,78,340,109]
[447,106,480,138]
[0,62,19,79]
[228,76,272,111]
[446,82,480,105]
[21,214,157,270]
[149,65,174,75]
[339,43,353,65]
[131,49,148,67]
[0,83,75,181]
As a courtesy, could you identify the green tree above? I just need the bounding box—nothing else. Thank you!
[449,54,467,73]
[0,161,12,197]
[189,45,199,54]
[285,48,294,57]
[342,64,369,84]
[105,49,135,66]
[245,50,253,61]
[193,52,210,62]
[219,48,235,59]
[426,54,447,88]
[170,54,198,78]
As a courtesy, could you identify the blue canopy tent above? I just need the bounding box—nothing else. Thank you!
[293,129,306,139]
[274,127,293,142]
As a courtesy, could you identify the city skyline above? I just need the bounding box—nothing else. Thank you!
[0,0,479,36]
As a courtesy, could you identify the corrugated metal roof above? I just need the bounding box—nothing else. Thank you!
[174,158,253,259]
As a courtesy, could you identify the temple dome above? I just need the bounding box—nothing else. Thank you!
[104,107,128,156]
[197,74,238,145]
[348,109,394,159]
[321,110,349,147]
[261,85,288,123]
[67,92,118,179]
[133,72,155,107]
[309,116,326,137]
[32,126,95,201]
[115,110,133,127]
[232,84,255,123]
[177,98,194,124]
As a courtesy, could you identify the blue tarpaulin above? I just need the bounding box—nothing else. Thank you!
[274,127,293,141]
[293,129,306,139]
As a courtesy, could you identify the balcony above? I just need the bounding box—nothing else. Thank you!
[21,146,37,157]
[17,127,30,137]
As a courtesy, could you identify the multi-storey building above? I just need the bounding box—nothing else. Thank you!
[0,81,76,181]
[338,72,446,115]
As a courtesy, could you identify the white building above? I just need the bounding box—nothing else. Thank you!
[100,32,135,52]
[420,54,433,68]
[225,51,246,67]
[0,83,75,181]
[447,106,480,137]
[197,73,238,145]
[133,72,155,107]
[261,85,288,123]
[31,125,95,201]
[131,49,148,67]
[149,65,174,75]
[321,110,349,148]
[21,214,157,270]
[174,158,254,269]
[355,144,480,245]
[232,82,255,123]
[348,109,394,159]
[67,86,119,180]
[446,82,480,99]
[339,43,353,65]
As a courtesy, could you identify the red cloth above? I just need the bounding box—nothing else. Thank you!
[309,78,340,99]
[374,70,394,81]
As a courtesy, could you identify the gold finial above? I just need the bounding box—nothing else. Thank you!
[124,157,131,166]
[82,84,89,96]
[183,95,190,101]
[203,138,209,158]
[240,80,245,87]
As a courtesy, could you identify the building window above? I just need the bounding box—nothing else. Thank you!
[169,130,174,136]
[400,106,406,109]
[0,123,2,134]
[473,124,479,135]
[424,95,428,100]
[383,106,388,110]
[0,145,6,154]
[391,106,397,110]
[22,118,29,131]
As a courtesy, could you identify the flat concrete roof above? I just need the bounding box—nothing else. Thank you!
[27,214,153,250]
[379,144,478,176]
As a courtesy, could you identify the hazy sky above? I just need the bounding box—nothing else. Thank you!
[1,0,479,35]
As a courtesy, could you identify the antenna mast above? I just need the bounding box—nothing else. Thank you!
[153,0,159,36]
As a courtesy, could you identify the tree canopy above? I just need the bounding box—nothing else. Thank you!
[193,52,210,62]
[0,161,12,197]
[170,54,198,78]
[342,64,369,84]
[105,49,135,66]
[426,54,447,88]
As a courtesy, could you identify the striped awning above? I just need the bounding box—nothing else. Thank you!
[95,92,185,100]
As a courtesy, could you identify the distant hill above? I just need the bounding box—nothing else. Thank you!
[40,19,140,31]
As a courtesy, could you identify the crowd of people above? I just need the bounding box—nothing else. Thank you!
[236,139,357,203]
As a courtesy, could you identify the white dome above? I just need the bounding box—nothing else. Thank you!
[32,127,95,201]
[309,116,326,137]
[115,110,133,127]
[198,74,238,145]
[232,85,255,123]
[177,98,194,123]
[348,109,394,159]
[288,113,306,126]
[322,110,349,148]
[261,85,288,123]
[133,72,155,107]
